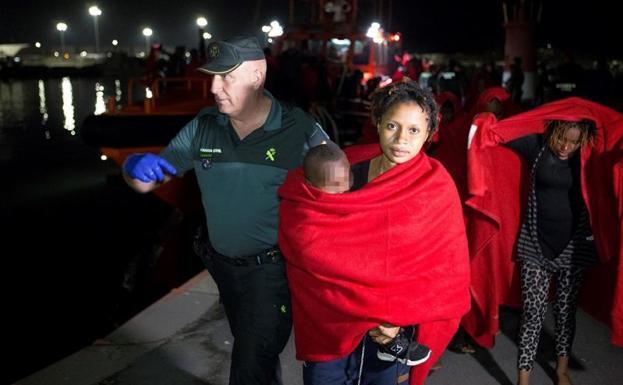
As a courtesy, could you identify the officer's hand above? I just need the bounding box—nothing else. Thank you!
[123,153,177,183]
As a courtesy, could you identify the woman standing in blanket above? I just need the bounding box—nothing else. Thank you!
[278,79,471,385]
[465,98,623,385]
[505,119,598,385]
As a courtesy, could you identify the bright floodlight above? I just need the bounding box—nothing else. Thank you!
[112,39,118,46]
[267,20,283,37]
[35,42,41,48]
[57,22,68,32]
[261,25,271,33]
[203,32,212,40]
[142,27,153,37]
[196,17,208,27]
[89,6,102,16]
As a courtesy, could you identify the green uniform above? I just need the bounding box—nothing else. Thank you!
[160,91,328,256]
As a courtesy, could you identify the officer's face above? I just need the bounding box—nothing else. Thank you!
[210,62,256,117]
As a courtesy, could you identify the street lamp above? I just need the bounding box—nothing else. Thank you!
[196,17,207,28]
[56,22,68,53]
[261,20,283,39]
[196,17,208,60]
[142,27,153,53]
[88,5,102,53]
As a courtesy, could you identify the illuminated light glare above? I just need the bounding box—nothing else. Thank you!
[80,51,88,57]
[70,130,76,136]
[138,52,146,58]
[54,51,60,57]
[56,22,68,32]
[331,38,350,45]
[35,42,41,48]
[38,80,49,127]
[145,87,153,99]
[196,17,208,27]
[264,20,283,37]
[112,39,118,46]
[203,32,211,40]
[185,52,191,58]
[115,79,122,102]
[61,77,75,131]
[267,38,273,43]
[100,155,108,161]
[63,52,70,59]
[367,22,385,44]
[88,6,102,16]
[94,82,106,115]
[14,57,20,63]
[142,28,153,37]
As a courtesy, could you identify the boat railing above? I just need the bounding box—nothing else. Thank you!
[121,76,212,113]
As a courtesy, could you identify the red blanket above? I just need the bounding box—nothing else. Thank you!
[431,92,472,198]
[464,97,623,347]
[470,86,523,118]
[278,144,471,384]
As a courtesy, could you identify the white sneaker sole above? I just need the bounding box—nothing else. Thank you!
[400,349,432,366]
[377,350,399,362]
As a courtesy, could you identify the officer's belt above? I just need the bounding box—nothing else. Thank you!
[209,245,282,266]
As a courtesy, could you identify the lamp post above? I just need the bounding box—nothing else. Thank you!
[142,27,153,54]
[196,17,207,61]
[88,5,102,53]
[56,22,68,53]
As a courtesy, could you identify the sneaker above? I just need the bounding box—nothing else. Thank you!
[377,329,411,362]
[401,341,431,366]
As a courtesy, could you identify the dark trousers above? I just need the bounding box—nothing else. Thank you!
[303,335,410,385]
[209,252,292,385]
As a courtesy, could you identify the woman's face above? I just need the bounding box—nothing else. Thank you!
[550,126,581,160]
[377,102,430,166]
[484,98,503,119]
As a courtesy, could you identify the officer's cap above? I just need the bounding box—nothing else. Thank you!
[198,36,265,75]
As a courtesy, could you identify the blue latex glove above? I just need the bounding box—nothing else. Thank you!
[123,153,177,183]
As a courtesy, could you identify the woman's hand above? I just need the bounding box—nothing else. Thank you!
[368,323,401,344]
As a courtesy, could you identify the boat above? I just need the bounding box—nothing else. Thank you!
[81,75,212,212]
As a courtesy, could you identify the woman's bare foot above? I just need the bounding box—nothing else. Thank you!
[556,372,572,385]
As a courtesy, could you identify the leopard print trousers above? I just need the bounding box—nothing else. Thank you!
[517,261,585,371]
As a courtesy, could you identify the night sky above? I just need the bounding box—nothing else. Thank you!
[0,0,621,56]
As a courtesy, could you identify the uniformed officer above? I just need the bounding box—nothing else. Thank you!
[122,36,330,385]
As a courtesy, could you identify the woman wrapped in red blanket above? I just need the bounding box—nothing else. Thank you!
[464,97,623,385]
[279,80,471,385]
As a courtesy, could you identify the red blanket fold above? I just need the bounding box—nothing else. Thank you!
[464,97,623,348]
[278,144,471,384]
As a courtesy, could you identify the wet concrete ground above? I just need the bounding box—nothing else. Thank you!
[17,271,623,385]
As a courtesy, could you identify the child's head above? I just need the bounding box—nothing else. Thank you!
[303,143,351,194]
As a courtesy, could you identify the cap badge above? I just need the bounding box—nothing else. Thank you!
[209,44,219,58]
